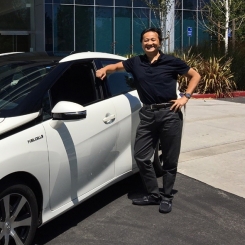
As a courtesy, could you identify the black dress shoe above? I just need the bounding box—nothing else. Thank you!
[159,200,172,213]
[132,195,161,205]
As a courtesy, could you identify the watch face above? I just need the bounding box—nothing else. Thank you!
[185,93,191,99]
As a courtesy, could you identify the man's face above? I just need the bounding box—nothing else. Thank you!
[141,31,160,54]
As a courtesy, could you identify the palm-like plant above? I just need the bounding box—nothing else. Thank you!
[177,49,237,98]
[198,56,236,97]
[176,48,201,93]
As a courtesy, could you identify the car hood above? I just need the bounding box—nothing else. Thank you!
[0,112,40,135]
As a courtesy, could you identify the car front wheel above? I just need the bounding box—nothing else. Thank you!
[0,182,38,245]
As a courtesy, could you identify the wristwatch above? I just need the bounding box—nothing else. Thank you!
[184,93,191,99]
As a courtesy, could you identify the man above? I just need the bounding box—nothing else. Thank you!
[96,27,200,213]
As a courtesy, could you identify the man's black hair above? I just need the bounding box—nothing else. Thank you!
[140,27,163,42]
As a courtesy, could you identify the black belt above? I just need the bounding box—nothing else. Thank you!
[143,102,174,110]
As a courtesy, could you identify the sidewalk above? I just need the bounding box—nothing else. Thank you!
[179,97,245,198]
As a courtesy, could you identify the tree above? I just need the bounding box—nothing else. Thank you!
[139,0,174,52]
[200,0,245,53]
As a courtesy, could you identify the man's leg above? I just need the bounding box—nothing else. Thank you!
[158,109,183,212]
[133,107,160,205]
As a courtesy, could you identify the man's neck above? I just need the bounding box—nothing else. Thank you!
[146,51,161,63]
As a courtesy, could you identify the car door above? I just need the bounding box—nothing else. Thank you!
[100,59,141,176]
[42,62,118,211]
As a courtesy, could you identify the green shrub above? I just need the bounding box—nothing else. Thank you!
[198,56,236,97]
[176,48,237,97]
[187,41,245,91]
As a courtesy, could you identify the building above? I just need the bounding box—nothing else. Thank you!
[0,0,209,55]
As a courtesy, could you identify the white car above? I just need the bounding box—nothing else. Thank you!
[0,52,163,245]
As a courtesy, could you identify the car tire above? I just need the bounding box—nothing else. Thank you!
[0,182,38,245]
[153,140,164,177]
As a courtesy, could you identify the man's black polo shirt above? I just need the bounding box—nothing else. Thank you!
[122,52,190,104]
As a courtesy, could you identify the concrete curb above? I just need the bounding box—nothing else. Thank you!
[192,91,245,99]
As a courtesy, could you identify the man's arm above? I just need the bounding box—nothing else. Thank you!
[184,68,201,95]
[171,68,201,111]
[96,61,124,80]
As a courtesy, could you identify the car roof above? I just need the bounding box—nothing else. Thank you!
[59,52,127,63]
[0,52,24,56]
[0,52,62,63]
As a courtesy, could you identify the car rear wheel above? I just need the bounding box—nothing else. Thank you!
[153,140,164,177]
[0,182,38,245]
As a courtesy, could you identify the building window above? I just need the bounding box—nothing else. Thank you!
[133,8,149,54]
[96,0,113,6]
[115,8,132,55]
[75,0,94,5]
[0,0,30,30]
[75,6,94,52]
[96,7,113,53]
[183,11,196,48]
[53,4,74,54]
[133,0,148,7]
[53,0,73,3]
[45,4,53,52]
[174,10,182,50]
[183,0,197,10]
[115,0,132,7]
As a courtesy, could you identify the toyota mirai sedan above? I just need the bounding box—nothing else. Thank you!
[0,51,163,245]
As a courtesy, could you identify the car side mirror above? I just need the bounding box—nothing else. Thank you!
[51,101,87,120]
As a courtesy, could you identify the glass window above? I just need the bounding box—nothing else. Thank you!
[133,0,158,7]
[96,0,113,5]
[0,61,55,114]
[96,7,113,53]
[151,0,158,5]
[183,0,197,10]
[101,59,135,96]
[198,15,210,44]
[115,0,132,6]
[42,92,52,121]
[183,11,196,48]
[75,0,94,5]
[0,0,30,30]
[133,0,147,7]
[133,8,149,54]
[45,0,52,3]
[0,35,30,53]
[0,36,13,53]
[45,4,53,52]
[198,0,209,10]
[75,6,94,52]
[175,0,182,9]
[174,10,182,50]
[53,4,74,54]
[53,0,73,3]
[107,72,135,96]
[50,63,97,107]
[115,8,132,55]
[150,10,160,29]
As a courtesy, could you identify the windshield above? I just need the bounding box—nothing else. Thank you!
[0,61,57,113]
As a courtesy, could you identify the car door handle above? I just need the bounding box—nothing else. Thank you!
[103,114,116,124]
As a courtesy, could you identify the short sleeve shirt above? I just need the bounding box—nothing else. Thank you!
[122,52,190,104]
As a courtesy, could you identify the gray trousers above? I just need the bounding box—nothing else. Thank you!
[134,105,183,200]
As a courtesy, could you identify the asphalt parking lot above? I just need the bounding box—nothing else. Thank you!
[33,97,245,245]
[33,173,245,245]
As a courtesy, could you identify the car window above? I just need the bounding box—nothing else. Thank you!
[107,72,135,96]
[50,62,98,108]
[0,63,55,112]
[100,59,135,97]
[42,92,52,121]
